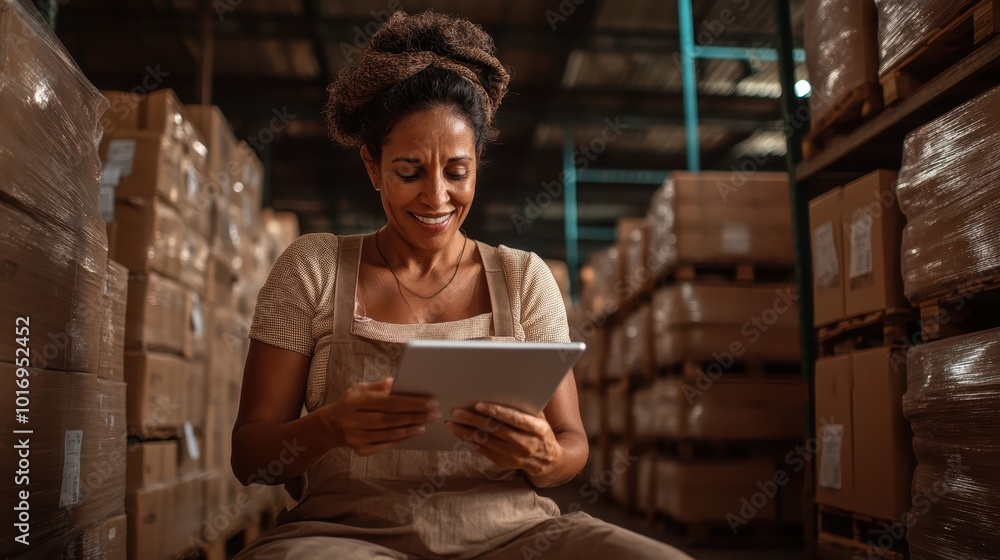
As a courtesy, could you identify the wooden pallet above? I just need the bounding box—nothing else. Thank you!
[654,261,797,286]
[817,506,907,560]
[817,308,917,357]
[179,503,280,560]
[657,360,801,380]
[917,271,1000,342]
[804,82,884,159]
[880,0,999,106]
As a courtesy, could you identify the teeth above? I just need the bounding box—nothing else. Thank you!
[414,213,450,225]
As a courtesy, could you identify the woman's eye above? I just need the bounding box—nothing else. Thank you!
[448,171,469,180]
[397,173,420,182]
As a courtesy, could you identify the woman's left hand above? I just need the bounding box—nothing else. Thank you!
[445,401,565,479]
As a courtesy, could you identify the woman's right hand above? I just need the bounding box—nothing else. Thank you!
[319,378,440,456]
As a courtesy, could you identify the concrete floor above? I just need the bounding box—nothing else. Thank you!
[537,482,805,560]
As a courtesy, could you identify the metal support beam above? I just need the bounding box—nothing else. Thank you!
[678,0,701,171]
[576,168,670,185]
[194,0,214,104]
[694,45,806,63]
[563,130,580,299]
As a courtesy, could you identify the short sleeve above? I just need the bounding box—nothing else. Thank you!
[519,252,572,344]
[249,233,338,356]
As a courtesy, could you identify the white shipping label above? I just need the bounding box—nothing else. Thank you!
[190,293,204,335]
[105,139,136,175]
[100,163,122,190]
[721,223,751,254]
[183,421,201,460]
[812,222,839,290]
[59,430,84,507]
[186,167,199,198]
[849,215,874,280]
[819,424,844,490]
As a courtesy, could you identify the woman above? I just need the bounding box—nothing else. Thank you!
[232,11,691,560]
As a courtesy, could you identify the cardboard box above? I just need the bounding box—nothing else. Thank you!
[98,260,129,382]
[100,91,143,132]
[124,272,188,355]
[125,351,185,437]
[188,360,208,429]
[636,377,806,440]
[815,355,854,510]
[27,513,129,560]
[0,367,126,558]
[126,485,174,560]
[852,348,914,519]
[99,130,192,210]
[0,202,106,374]
[841,170,907,316]
[186,105,237,181]
[675,229,795,264]
[810,188,846,326]
[668,171,790,205]
[111,197,209,293]
[126,440,178,490]
[206,252,238,306]
[169,474,206,556]
[654,459,781,523]
[675,202,793,230]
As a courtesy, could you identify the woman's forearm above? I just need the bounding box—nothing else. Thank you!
[231,410,341,486]
[526,430,589,488]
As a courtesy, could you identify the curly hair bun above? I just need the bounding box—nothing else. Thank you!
[324,10,511,148]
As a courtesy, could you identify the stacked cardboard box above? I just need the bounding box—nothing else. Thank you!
[0,3,128,557]
[98,91,293,555]
[808,170,916,552]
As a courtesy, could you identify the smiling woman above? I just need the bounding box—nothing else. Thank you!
[230,10,690,560]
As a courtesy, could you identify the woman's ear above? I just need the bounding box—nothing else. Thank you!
[360,145,380,191]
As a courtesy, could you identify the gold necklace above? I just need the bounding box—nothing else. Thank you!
[375,228,468,300]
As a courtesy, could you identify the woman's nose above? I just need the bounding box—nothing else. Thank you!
[420,170,450,207]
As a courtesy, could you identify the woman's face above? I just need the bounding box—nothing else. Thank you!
[362,104,477,253]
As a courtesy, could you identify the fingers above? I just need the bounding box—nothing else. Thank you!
[445,409,539,455]
[348,390,439,414]
[473,402,549,436]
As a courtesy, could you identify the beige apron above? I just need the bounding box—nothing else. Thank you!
[237,234,562,559]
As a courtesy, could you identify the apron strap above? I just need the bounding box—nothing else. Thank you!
[331,233,365,340]
[476,240,516,338]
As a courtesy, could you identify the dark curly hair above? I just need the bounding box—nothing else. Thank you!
[323,11,511,159]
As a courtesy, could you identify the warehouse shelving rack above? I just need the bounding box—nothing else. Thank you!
[773,0,1000,556]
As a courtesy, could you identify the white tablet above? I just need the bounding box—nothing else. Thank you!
[389,339,587,451]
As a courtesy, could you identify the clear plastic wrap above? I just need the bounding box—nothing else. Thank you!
[902,327,1000,560]
[99,260,128,382]
[633,377,805,440]
[0,202,106,373]
[124,273,189,356]
[0,368,126,558]
[896,84,1000,302]
[646,172,793,276]
[651,283,801,366]
[0,0,108,241]
[874,0,978,76]
[804,0,880,130]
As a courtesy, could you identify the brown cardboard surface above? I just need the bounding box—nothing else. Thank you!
[852,348,914,520]
[124,272,188,355]
[652,325,802,367]
[100,91,141,131]
[124,351,184,436]
[841,170,907,316]
[669,171,790,204]
[675,229,795,264]
[169,474,207,556]
[815,355,855,510]
[186,290,208,360]
[810,187,846,326]
[126,484,174,560]
[99,129,188,209]
[674,202,792,230]
[111,197,209,293]
[654,459,781,523]
[0,202,106,374]
[206,253,238,306]
[98,260,128,382]
[188,360,208,429]
[126,440,178,490]
[652,283,800,328]
[635,377,805,440]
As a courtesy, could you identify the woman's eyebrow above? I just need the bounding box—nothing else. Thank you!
[391,156,421,163]
[448,156,473,163]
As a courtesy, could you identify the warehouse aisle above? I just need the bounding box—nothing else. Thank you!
[538,483,803,560]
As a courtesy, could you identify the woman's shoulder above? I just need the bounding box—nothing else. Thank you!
[492,243,554,288]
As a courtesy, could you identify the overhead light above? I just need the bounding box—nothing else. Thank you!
[795,80,812,98]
